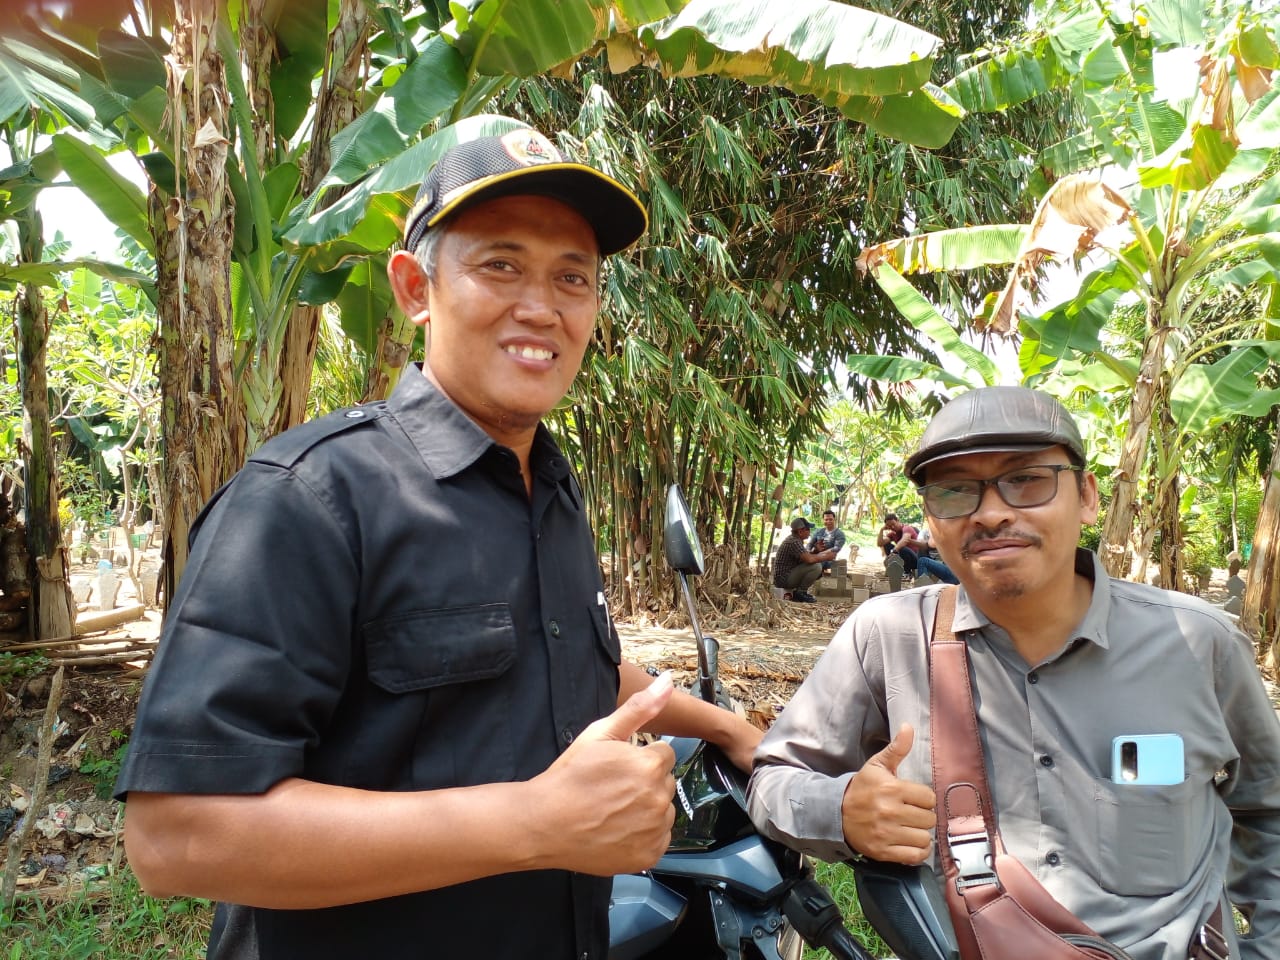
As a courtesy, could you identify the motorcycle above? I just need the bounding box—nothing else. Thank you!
[608,485,960,960]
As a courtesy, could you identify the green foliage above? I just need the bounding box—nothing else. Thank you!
[0,653,48,684]
[0,868,211,959]
[805,859,893,958]
[78,730,129,801]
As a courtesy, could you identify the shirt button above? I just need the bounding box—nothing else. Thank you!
[1046,852,1061,866]
[562,728,575,744]
[1027,672,1039,684]
[1040,755,1055,768]
[549,620,561,637]
[343,409,364,419]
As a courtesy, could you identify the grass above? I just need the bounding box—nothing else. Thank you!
[0,857,883,959]
[804,859,894,959]
[0,869,212,960]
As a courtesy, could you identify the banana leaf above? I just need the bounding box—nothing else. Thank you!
[869,264,999,386]
[1171,342,1280,436]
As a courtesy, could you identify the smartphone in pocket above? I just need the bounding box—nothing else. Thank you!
[1111,734,1185,785]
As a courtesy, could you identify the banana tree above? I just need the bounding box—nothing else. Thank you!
[854,0,1280,595]
[11,0,962,598]
[0,32,120,640]
[283,0,962,390]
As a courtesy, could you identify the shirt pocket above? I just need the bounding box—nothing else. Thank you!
[588,603,621,714]
[1090,775,1209,896]
[361,604,518,788]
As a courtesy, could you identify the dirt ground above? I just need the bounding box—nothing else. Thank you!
[0,547,1264,901]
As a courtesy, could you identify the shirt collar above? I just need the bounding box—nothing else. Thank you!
[385,364,571,485]
[950,547,1111,651]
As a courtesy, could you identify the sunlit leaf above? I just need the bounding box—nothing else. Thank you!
[857,224,1027,276]
[945,36,1065,113]
[869,264,998,385]
[843,353,971,388]
[51,133,152,255]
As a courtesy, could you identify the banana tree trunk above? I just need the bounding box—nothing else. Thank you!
[155,0,245,601]
[1241,418,1280,670]
[1099,323,1172,578]
[361,309,417,402]
[270,0,370,435]
[1154,404,1184,591]
[15,210,74,641]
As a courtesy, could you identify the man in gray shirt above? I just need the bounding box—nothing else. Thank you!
[748,386,1280,960]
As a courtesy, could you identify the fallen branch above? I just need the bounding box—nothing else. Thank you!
[51,647,156,667]
[2,632,153,653]
[74,604,146,633]
[3,665,65,910]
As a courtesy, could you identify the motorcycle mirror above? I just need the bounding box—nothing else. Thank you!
[664,484,716,704]
[663,485,705,576]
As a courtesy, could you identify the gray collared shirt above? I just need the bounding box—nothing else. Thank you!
[748,549,1280,960]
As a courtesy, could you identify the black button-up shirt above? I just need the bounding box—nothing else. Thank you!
[117,366,621,959]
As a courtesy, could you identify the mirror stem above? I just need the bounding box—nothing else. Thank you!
[679,572,716,704]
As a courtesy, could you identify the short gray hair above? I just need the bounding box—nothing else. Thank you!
[414,227,445,282]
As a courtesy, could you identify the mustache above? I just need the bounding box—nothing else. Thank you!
[960,528,1042,558]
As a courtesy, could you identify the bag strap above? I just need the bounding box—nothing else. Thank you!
[929,588,1100,937]
[929,587,1004,901]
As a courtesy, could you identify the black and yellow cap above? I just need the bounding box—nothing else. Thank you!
[403,128,648,257]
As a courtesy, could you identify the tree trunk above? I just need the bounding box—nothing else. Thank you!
[15,210,74,641]
[155,0,245,602]
[1241,417,1280,669]
[1099,322,1172,578]
[361,308,417,402]
[1154,402,1184,591]
[269,0,370,435]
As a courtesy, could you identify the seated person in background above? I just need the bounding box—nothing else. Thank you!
[773,517,834,603]
[881,515,931,581]
[1224,558,1246,616]
[807,510,846,574]
[876,513,915,557]
[915,552,958,585]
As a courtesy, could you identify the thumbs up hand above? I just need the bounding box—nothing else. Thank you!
[840,724,937,864]
[528,672,678,876]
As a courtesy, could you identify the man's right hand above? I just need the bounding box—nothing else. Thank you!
[840,723,936,864]
[530,673,678,876]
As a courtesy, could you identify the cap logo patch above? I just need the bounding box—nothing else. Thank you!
[501,129,562,166]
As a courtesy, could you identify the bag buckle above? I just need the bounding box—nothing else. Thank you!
[1194,920,1229,960]
[948,830,999,891]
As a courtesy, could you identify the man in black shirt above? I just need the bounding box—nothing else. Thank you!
[116,125,761,960]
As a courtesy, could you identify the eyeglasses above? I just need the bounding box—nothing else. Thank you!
[917,464,1082,520]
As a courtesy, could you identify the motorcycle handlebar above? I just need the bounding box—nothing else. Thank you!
[782,878,875,960]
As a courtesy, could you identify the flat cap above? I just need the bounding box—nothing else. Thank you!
[905,386,1085,484]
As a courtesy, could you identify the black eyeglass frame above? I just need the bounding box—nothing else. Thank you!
[916,463,1083,520]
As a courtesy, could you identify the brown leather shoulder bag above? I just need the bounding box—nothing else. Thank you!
[928,586,1135,960]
